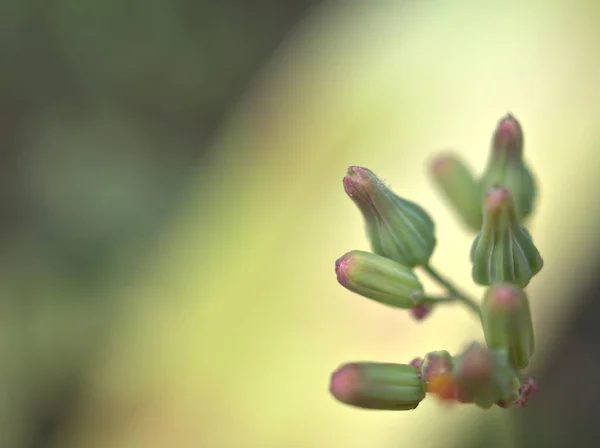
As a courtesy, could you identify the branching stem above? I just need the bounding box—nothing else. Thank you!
[422,265,480,316]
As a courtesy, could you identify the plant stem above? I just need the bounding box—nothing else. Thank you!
[422,265,480,316]
[422,295,456,304]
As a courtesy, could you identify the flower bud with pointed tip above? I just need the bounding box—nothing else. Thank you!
[329,362,425,410]
[480,114,536,221]
[470,186,543,287]
[481,285,535,370]
[343,166,436,267]
[335,250,424,309]
[430,153,483,232]
[453,343,520,409]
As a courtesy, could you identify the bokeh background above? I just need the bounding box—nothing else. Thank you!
[2,1,600,447]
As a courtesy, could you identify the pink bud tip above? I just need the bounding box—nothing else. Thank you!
[430,154,454,175]
[410,304,432,320]
[409,358,423,371]
[484,185,512,213]
[343,167,373,202]
[329,364,361,403]
[334,253,354,286]
[489,285,521,309]
[346,166,370,180]
[493,113,523,157]
[497,115,519,137]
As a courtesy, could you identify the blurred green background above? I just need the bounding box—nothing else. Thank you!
[2,1,600,447]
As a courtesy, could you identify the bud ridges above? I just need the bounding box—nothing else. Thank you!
[470,185,543,287]
[481,284,535,369]
[329,362,425,410]
[343,166,436,267]
[335,250,424,309]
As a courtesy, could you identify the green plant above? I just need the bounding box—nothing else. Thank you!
[330,114,540,410]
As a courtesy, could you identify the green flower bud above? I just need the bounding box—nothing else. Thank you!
[429,153,483,232]
[481,284,534,369]
[453,343,520,409]
[335,250,424,309]
[470,186,543,287]
[479,114,537,221]
[329,362,425,410]
[343,166,436,267]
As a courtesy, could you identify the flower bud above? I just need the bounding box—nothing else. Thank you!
[343,166,436,267]
[479,114,537,221]
[481,285,534,369]
[429,153,483,232]
[470,186,543,287]
[453,343,520,409]
[329,362,425,410]
[420,351,457,401]
[335,250,424,309]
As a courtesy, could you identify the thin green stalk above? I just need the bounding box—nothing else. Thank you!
[421,295,457,304]
[422,265,480,316]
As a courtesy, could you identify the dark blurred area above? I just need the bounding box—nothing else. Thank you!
[0,2,319,447]
[459,255,600,448]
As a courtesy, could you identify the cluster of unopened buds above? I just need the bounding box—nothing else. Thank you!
[330,114,541,411]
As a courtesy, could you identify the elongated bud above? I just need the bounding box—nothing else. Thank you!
[335,250,424,309]
[429,153,483,232]
[481,285,534,369]
[453,343,520,409]
[470,186,543,287]
[480,114,536,221]
[329,362,425,410]
[343,166,436,267]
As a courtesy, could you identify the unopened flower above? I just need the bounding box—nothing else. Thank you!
[470,186,543,287]
[429,153,482,232]
[335,250,424,309]
[453,343,520,409]
[479,114,536,221]
[329,362,425,410]
[343,166,436,267]
[481,285,535,369]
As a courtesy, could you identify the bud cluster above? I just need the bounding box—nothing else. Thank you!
[329,113,542,412]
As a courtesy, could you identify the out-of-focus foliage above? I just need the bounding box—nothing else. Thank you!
[0,1,318,447]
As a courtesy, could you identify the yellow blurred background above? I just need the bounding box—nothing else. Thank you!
[2,1,600,447]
